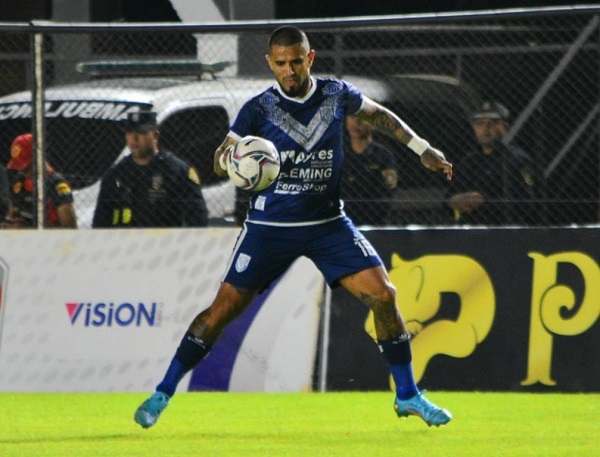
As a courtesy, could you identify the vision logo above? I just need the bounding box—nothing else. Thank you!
[66,301,161,327]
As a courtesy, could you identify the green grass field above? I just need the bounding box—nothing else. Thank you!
[1,392,598,457]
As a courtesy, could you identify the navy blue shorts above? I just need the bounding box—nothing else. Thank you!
[223,216,383,291]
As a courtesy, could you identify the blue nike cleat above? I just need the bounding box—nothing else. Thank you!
[134,391,170,428]
[394,391,452,427]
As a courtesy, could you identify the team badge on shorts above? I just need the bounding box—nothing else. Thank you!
[235,253,251,272]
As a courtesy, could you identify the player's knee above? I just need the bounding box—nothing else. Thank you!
[379,281,396,304]
[365,282,396,310]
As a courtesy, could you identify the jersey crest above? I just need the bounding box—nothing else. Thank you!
[235,253,251,273]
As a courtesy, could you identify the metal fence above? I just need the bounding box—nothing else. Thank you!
[0,6,598,228]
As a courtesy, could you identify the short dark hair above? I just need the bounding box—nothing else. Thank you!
[268,26,310,50]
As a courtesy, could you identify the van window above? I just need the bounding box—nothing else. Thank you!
[159,106,230,186]
[47,117,126,189]
[0,101,148,190]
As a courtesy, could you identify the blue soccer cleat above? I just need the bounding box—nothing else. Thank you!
[394,391,452,427]
[134,391,170,428]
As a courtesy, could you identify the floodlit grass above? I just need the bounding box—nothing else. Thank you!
[0,392,598,457]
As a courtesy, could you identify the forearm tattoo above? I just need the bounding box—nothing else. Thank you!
[355,106,413,144]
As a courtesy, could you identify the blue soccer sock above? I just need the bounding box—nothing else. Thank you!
[156,332,211,397]
[378,333,419,401]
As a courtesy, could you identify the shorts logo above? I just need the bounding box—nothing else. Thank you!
[235,253,251,272]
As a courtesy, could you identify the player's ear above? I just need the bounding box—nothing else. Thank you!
[265,53,274,71]
[307,49,315,67]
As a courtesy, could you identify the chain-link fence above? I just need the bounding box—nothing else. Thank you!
[0,6,598,228]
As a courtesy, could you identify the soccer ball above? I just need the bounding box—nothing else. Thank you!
[226,135,281,191]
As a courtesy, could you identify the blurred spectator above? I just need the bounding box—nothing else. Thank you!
[0,164,9,221]
[342,114,399,225]
[92,111,208,228]
[448,101,545,225]
[3,133,77,228]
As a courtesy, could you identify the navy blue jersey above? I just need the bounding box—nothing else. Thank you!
[229,77,363,225]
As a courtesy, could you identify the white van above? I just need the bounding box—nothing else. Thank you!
[0,68,478,227]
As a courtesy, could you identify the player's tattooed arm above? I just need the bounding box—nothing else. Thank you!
[355,96,452,181]
[214,136,238,177]
[354,96,414,144]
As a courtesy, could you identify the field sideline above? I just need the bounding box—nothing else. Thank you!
[1,392,597,457]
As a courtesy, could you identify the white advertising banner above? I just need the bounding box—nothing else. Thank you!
[0,229,323,393]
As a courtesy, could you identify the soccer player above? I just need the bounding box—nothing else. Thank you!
[135,26,453,428]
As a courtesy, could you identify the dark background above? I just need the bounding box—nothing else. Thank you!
[0,0,586,22]
[326,228,600,392]
[279,0,572,18]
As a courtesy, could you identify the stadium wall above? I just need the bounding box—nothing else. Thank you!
[0,229,323,392]
[326,227,600,393]
[0,227,598,393]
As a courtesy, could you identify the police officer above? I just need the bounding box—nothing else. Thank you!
[342,114,399,225]
[92,111,208,228]
[448,101,545,225]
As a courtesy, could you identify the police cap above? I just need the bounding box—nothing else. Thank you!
[125,111,158,133]
[471,101,510,122]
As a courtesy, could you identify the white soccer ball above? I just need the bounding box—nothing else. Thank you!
[227,135,281,191]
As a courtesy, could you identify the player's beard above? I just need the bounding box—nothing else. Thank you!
[280,76,311,98]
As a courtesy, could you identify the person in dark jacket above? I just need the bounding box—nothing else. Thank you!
[342,114,399,225]
[93,111,208,228]
[448,101,544,225]
[0,164,10,221]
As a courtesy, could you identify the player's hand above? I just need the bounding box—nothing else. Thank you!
[449,192,485,213]
[214,144,234,177]
[420,148,453,181]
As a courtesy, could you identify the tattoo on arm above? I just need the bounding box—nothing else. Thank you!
[355,97,414,144]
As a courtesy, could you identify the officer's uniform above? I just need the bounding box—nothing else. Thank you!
[92,112,208,228]
[452,144,541,225]
[341,140,399,225]
[450,101,544,226]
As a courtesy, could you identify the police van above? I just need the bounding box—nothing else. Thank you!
[0,63,478,227]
